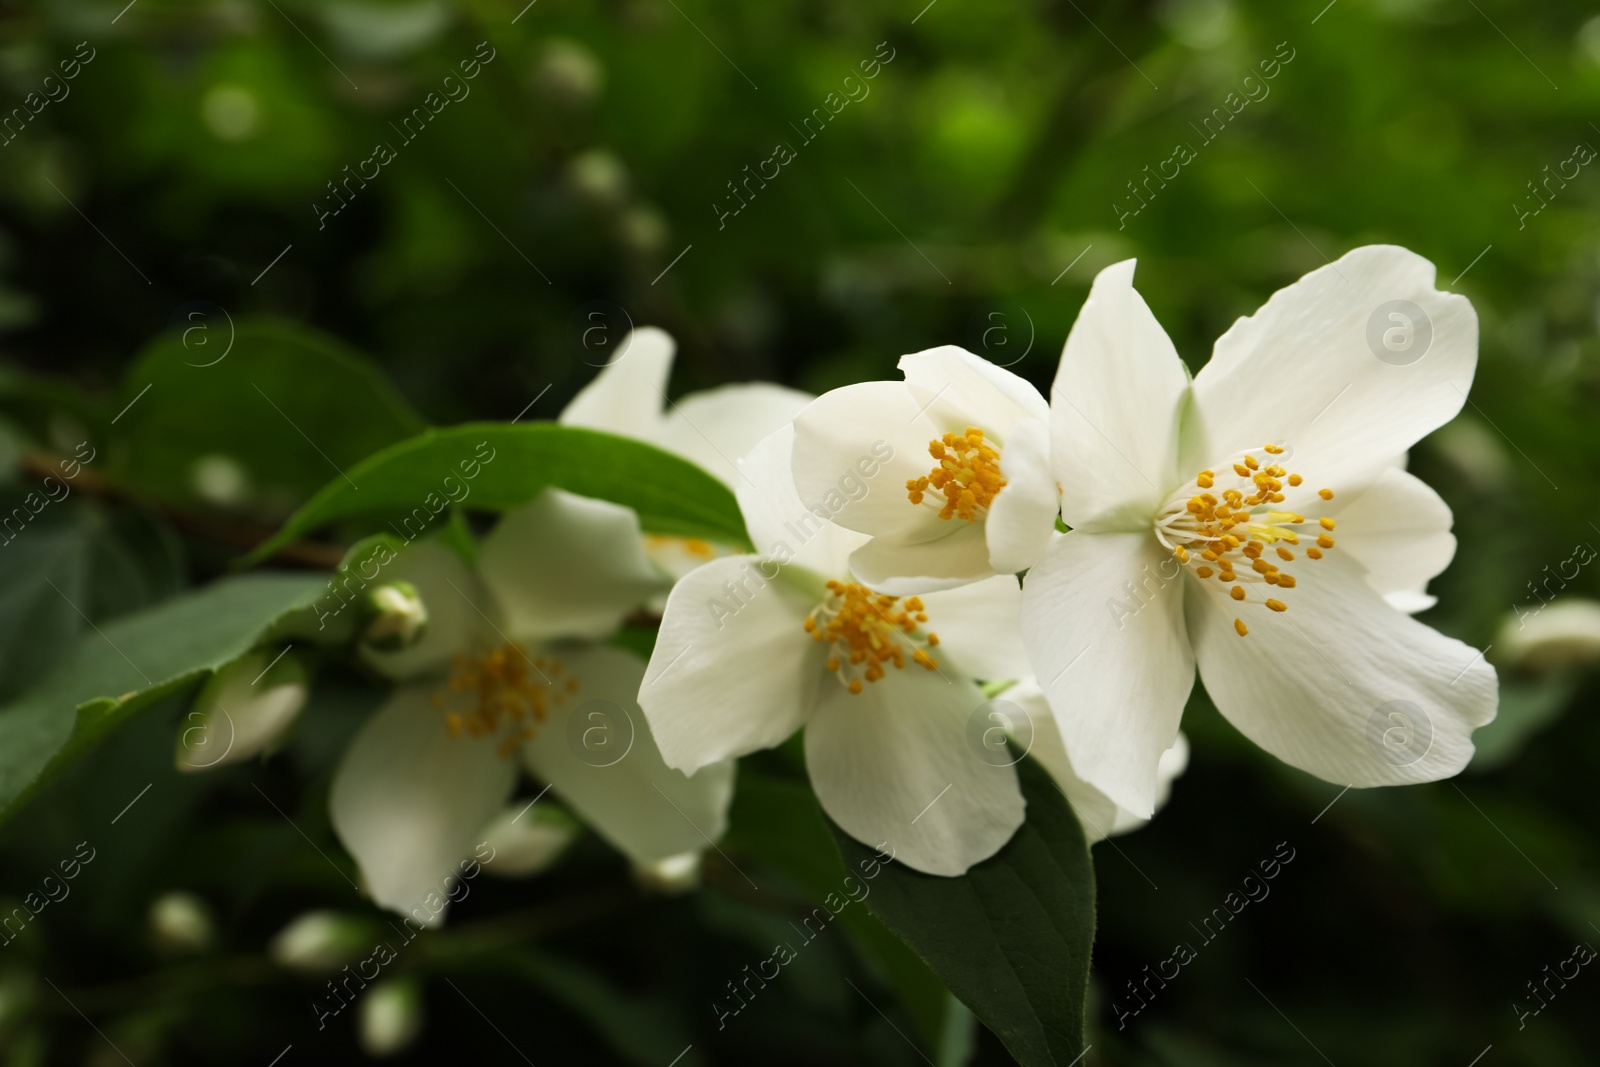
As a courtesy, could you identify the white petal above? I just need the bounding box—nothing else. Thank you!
[655,383,813,486]
[1326,466,1456,614]
[790,380,950,546]
[330,687,517,921]
[847,522,993,595]
[1187,245,1478,488]
[1001,679,1187,842]
[639,554,823,774]
[918,574,1030,682]
[737,423,869,577]
[523,645,736,864]
[478,488,669,644]
[898,345,1050,434]
[361,541,485,681]
[558,326,673,436]
[1050,259,1190,530]
[1020,530,1195,818]
[804,667,1024,876]
[1187,549,1497,789]
[983,416,1058,575]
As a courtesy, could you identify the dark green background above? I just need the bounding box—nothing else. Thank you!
[2,0,1599,1063]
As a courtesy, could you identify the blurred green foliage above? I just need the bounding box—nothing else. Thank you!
[3,0,1600,1063]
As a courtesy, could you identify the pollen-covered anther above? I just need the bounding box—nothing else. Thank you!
[437,643,570,758]
[805,581,940,694]
[1155,442,1342,634]
[906,427,1006,521]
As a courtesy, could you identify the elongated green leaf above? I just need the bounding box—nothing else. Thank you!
[726,771,955,1056]
[115,316,425,514]
[242,423,750,566]
[832,755,1096,1067]
[0,573,324,824]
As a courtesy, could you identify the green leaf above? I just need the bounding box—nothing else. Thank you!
[726,771,955,1056]
[0,572,324,825]
[242,423,750,566]
[831,755,1096,1067]
[114,316,425,515]
[0,507,92,700]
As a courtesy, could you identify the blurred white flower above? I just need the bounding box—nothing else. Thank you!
[789,346,1057,593]
[176,648,309,772]
[1023,247,1497,818]
[330,490,733,921]
[640,425,1034,876]
[560,326,812,580]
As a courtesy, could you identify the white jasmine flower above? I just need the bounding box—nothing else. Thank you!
[1022,247,1497,818]
[560,325,813,577]
[639,424,1032,876]
[789,346,1058,594]
[329,489,734,919]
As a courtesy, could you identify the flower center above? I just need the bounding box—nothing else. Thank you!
[1153,443,1338,638]
[434,643,579,757]
[906,427,1006,521]
[803,580,940,694]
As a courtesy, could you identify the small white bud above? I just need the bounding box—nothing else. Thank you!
[361,581,429,652]
[360,978,424,1057]
[476,803,579,878]
[176,649,308,772]
[631,850,703,894]
[149,891,214,953]
[1499,598,1600,671]
[268,911,371,973]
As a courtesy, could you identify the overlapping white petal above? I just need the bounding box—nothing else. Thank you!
[1004,678,1189,843]
[479,488,668,644]
[1185,245,1478,489]
[804,666,1024,876]
[640,554,824,775]
[1051,259,1190,530]
[523,646,736,864]
[1185,550,1496,787]
[1020,531,1195,817]
[330,688,517,921]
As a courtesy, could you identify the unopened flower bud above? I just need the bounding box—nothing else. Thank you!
[149,891,214,953]
[360,582,429,651]
[176,649,308,772]
[631,850,702,893]
[1499,598,1600,671]
[269,911,372,973]
[360,978,423,1057]
[477,803,579,878]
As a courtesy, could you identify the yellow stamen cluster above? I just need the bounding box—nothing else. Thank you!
[906,427,1006,522]
[435,643,579,758]
[804,580,939,694]
[1160,443,1337,638]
